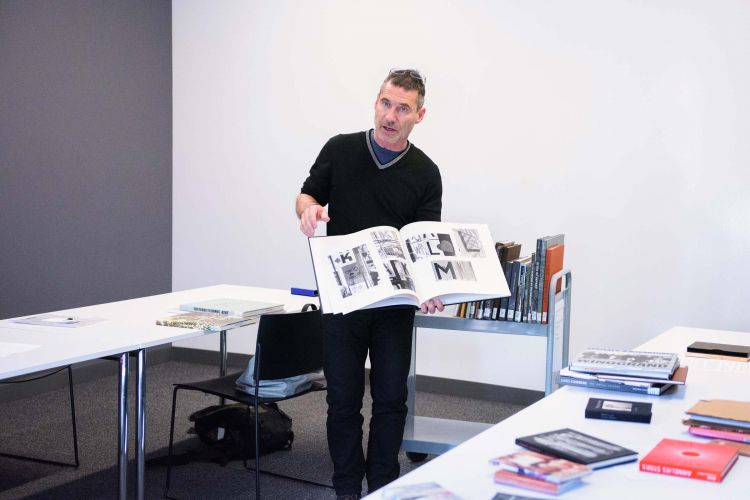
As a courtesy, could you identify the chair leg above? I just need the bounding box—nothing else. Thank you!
[165,386,180,497]
[254,399,260,500]
[66,366,80,467]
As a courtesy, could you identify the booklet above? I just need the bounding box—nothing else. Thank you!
[308,221,510,314]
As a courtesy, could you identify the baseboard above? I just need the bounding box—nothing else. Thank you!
[0,345,172,403]
[169,347,544,406]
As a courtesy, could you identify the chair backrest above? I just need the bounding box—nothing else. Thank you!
[254,308,323,381]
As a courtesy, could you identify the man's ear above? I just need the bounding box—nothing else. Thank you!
[416,106,426,124]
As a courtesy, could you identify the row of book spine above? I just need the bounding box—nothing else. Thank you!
[455,234,565,324]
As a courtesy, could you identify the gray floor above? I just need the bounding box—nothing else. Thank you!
[0,360,526,499]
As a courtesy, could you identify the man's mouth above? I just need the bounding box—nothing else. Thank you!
[382,125,398,134]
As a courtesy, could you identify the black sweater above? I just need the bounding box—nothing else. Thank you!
[301,131,442,236]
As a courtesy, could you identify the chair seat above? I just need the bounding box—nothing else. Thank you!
[175,373,326,405]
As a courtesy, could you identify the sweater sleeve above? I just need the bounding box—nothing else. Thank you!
[300,139,333,206]
[415,167,442,222]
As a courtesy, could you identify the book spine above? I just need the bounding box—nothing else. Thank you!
[507,261,520,322]
[639,462,720,482]
[688,426,750,443]
[558,376,657,395]
[532,238,544,323]
[515,262,527,322]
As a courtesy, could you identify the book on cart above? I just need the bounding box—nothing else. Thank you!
[179,298,284,318]
[490,449,592,483]
[308,222,510,314]
[569,348,680,379]
[639,438,739,482]
[515,428,638,469]
[155,312,256,332]
[557,365,687,396]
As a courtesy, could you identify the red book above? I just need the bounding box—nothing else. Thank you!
[493,469,582,495]
[639,438,739,482]
[541,244,564,324]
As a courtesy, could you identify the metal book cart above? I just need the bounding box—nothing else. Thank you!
[402,269,572,460]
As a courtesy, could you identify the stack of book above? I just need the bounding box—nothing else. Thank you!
[682,399,750,455]
[455,234,565,325]
[155,298,284,332]
[490,449,592,495]
[558,348,688,395]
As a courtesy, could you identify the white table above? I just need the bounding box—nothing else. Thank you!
[366,326,750,499]
[0,285,315,500]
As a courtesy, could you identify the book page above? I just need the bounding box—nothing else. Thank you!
[308,226,419,314]
[398,221,511,304]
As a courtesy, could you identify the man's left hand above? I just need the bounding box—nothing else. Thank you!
[419,298,445,314]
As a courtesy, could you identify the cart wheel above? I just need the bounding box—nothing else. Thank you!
[406,452,428,462]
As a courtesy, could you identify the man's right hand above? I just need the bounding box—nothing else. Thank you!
[299,203,330,237]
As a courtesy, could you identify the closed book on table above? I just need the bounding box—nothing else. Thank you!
[570,348,679,379]
[685,399,750,429]
[493,469,582,495]
[489,450,592,483]
[686,341,750,361]
[179,298,284,318]
[640,438,738,482]
[515,428,638,469]
[585,397,652,423]
[156,312,256,332]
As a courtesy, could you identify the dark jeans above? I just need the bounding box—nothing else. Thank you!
[322,306,415,496]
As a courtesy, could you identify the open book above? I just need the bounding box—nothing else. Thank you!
[308,221,510,314]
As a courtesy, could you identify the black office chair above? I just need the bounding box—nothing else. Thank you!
[165,305,330,498]
[0,365,80,467]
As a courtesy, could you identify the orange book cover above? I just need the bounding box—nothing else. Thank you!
[639,438,739,482]
[541,244,564,324]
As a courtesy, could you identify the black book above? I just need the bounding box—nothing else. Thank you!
[515,428,638,469]
[585,397,652,423]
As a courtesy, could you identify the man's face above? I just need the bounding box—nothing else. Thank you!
[373,82,426,151]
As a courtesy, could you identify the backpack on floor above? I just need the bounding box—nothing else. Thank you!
[187,402,294,465]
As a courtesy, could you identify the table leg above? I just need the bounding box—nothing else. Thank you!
[135,349,146,500]
[117,352,129,500]
[219,330,227,405]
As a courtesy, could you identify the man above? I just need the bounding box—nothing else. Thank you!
[296,69,443,499]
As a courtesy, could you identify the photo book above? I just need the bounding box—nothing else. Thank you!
[308,221,510,314]
[489,449,592,483]
[155,312,257,332]
[640,438,738,482]
[515,428,638,469]
[569,348,680,379]
[178,297,284,318]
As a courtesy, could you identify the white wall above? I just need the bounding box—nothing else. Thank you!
[172,0,750,391]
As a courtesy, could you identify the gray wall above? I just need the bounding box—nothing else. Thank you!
[0,1,172,318]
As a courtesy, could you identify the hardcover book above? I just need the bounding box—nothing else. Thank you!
[179,298,284,318]
[308,222,510,315]
[585,397,652,423]
[493,469,583,495]
[639,438,738,482]
[688,426,750,443]
[489,450,592,483]
[558,366,687,396]
[686,341,750,362]
[155,312,256,332]
[570,348,679,379]
[541,241,565,324]
[515,428,638,469]
[685,399,750,429]
[380,481,461,499]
